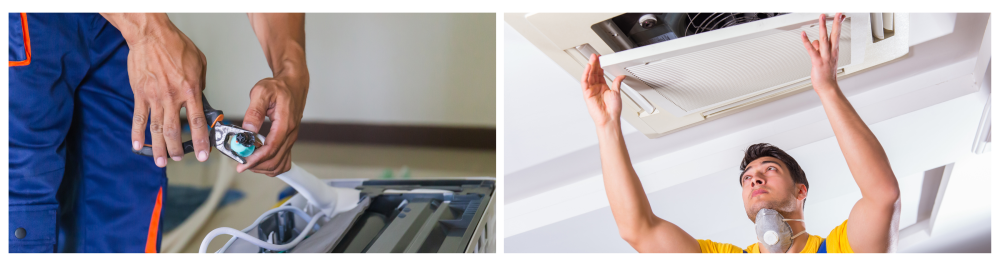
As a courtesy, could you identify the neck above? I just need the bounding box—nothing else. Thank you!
[784,220,809,253]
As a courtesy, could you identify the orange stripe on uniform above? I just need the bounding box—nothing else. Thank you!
[9,12,32,67]
[145,187,163,253]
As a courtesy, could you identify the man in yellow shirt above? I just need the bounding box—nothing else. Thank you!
[580,13,901,253]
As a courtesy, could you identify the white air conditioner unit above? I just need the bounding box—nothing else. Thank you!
[507,13,909,138]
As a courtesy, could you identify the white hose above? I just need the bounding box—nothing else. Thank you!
[199,206,319,253]
[162,154,236,253]
[198,137,361,253]
[215,206,319,253]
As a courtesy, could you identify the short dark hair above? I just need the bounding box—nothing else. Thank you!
[739,143,809,209]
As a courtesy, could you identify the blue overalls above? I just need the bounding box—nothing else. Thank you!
[9,13,167,253]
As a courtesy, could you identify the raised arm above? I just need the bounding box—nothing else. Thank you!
[582,54,701,253]
[801,13,901,252]
[237,13,310,176]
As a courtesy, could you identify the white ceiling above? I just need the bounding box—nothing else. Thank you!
[505,13,989,202]
[503,13,991,253]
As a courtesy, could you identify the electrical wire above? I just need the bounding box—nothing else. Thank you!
[215,206,317,253]
[201,212,325,253]
[201,206,321,253]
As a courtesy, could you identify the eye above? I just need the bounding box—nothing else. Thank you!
[767,166,777,171]
[743,175,751,181]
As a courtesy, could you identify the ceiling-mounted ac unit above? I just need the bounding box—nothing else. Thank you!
[507,13,909,138]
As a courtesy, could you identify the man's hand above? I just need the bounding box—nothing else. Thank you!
[237,75,307,176]
[102,13,211,167]
[801,13,846,92]
[237,13,309,177]
[581,54,627,128]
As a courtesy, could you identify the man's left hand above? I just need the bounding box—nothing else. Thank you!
[236,74,308,176]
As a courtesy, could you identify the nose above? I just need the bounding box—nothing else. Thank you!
[750,174,765,187]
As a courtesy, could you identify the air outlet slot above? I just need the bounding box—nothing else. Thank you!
[622,19,852,114]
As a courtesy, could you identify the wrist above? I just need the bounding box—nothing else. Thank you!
[263,40,307,76]
[273,64,309,96]
[596,121,623,139]
[812,82,841,96]
[102,13,173,46]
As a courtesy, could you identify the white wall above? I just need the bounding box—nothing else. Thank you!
[167,13,496,128]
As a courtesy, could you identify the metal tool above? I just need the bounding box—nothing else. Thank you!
[133,95,262,164]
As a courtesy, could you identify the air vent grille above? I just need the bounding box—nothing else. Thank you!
[624,20,853,112]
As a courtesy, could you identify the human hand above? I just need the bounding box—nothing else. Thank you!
[581,54,627,129]
[235,75,308,177]
[105,13,211,167]
[801,13,846,92]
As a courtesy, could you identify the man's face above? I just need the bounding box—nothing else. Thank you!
[741,157,804,222]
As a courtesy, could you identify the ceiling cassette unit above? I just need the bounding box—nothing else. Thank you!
[508,13,909,138]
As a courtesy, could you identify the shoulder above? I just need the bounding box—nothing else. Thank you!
[800,235,826,253]
[825,219,855,253]
[697,239,746,253]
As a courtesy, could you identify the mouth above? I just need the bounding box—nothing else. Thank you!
[751,189,768,198]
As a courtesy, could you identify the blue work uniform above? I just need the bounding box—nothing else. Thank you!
[9,13,167,253]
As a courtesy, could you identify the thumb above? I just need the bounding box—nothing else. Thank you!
[243,87,272,133]
[610,75,626,93]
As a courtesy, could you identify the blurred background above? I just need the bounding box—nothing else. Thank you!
[156,13,495,252]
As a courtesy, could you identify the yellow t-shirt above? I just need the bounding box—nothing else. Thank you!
[697,219,854,253]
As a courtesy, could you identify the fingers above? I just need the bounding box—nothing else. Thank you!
[585,54,599,85]
[131,97,149,151]
[593,54,604,79]
[242,85,272,134]
[610,75,626,93]
[161,103,185,161]
[590,53,607,84]
[817,14,830,59]
[237,114,291,174]
[148,103,168,168]
[831,13,843,55]
[185,95,211,162]
[582,63,592,89]
[800,31,820,61]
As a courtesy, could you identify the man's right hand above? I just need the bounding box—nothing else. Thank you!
[101,13,211,167]
[581,53,627,129]
[801,13,845,93]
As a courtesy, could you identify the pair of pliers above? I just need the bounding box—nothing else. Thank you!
[133,95,262,164]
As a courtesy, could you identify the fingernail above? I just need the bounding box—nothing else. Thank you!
[156,157,166,167]
[243,123,257,132]
[172,156,182,162]
[133,141,140,150]
[197,151,208,162]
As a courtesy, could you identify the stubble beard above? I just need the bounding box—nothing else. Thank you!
[746,190,798,222]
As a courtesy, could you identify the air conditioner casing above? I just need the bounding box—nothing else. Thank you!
[509,13,909,138]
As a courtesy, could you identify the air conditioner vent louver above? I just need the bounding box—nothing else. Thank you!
[622,20,852,113]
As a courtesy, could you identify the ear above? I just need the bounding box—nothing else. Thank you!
[796,183,808,200]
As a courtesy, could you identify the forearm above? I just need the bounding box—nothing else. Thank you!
[247,13,309,88]
[816,85,899,202]
[100,13,177,46]
[596,122,655,235]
